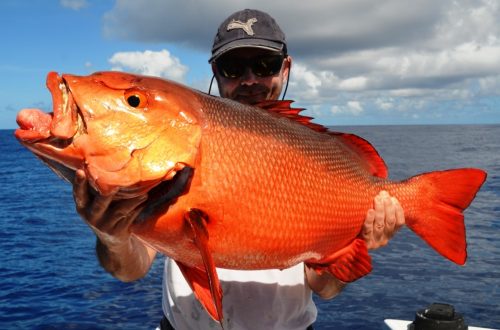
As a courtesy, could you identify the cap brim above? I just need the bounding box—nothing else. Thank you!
[209,39,284,62]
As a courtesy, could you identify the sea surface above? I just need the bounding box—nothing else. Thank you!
[0,125,499,329]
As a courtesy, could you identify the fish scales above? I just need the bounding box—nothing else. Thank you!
[14,72,487,323]
[150,95,387,269]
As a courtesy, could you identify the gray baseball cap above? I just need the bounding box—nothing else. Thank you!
[209,9,287,63]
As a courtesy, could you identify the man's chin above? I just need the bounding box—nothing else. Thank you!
[234,94,267,105]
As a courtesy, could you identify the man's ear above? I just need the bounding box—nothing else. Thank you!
[283,56,292,83]
[211,62,217,75]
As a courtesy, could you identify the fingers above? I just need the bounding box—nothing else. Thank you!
[72,168,147,239]
[73,169,115,225]
[383,195,397,239]
[112,203,144,234]
[363,191,405,250]
[88,194,115,227]
[373,192,387,243]
[99,195,147,235]
[361,209,376,249]
[73,169,89,214]
[393,197,405,229]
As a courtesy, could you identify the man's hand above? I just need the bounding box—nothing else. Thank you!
[72,169,156,281]
[361,190,405,250]
[306,190,405,299]
[73,169,147,246]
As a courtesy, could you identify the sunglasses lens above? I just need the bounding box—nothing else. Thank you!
[216,54,284,79]
[252,55,284,77]
[216,58,245,79]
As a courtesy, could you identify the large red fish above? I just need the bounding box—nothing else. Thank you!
[15,71,487,323]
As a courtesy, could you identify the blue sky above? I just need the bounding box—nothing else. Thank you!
[2,0,500,130]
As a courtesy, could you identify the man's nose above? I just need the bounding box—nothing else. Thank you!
[240,67,258,85]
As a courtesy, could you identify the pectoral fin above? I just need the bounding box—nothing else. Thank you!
[306,238,372,283]
[178,209,223,323]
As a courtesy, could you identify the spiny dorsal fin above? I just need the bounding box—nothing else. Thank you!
[255,100,388,178]
[255,100,328,133]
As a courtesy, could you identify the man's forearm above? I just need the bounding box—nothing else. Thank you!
[305,264,347,299]
[96,236,156,282]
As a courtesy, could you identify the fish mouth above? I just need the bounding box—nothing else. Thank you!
[15,72,85,156]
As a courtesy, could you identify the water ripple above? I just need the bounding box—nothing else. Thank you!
[1,126,499,329]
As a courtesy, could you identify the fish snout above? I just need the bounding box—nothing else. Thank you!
[15,108,52,142]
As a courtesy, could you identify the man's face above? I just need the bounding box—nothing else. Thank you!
[213,48,291,105]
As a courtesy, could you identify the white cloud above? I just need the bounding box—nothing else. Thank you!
[101,0,500,123]
[108,50,188,82]
[375,98,394,111]
[330,101,364,116]
[347,101,363,115]
[288,63,326,100]
[60,0,88,10]
[479,75,500,95]
[330,106,342,115]
[338,77,368,91]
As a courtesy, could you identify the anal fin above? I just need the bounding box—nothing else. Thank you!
[306,238,372,283]
[178,209,224,323]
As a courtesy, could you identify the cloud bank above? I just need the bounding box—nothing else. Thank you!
[109,50,188,81]
[102,0,500,123]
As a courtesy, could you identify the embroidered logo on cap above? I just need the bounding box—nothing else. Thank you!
[227,18,258,36]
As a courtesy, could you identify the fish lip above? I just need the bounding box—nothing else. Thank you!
[14,74,89,178]
[41,136,75,149]
[17,74,85,149]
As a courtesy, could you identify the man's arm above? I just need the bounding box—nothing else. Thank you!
[73,169,157,282]
[306,190,405,299]
[305,265,347,299]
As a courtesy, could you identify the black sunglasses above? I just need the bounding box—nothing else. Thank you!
[216,54,285,79]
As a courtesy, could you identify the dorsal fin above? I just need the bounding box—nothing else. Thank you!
[255,100,388,178]
[328,132,388,178]
[255,100,328,133]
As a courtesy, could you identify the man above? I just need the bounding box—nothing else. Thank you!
[73,9,404,330]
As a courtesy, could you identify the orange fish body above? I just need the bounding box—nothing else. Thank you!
[136,97,389,268]
[15,72,487,323]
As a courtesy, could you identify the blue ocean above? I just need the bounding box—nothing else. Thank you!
[1,125,499,329]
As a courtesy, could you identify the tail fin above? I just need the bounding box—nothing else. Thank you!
[405,168,486,265]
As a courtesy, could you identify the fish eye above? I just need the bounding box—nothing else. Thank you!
[124,90,147,108]
[127,95,141,107]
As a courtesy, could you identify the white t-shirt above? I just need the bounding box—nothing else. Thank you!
[162,258,317,330]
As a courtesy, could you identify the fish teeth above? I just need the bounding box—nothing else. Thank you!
[59,81,68,111]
